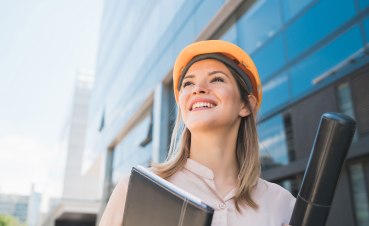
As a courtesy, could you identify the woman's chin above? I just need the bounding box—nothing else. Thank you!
[187,118,218,132]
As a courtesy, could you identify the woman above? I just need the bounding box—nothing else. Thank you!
[99,40,295,226]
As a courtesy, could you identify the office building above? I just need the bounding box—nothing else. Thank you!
[84,0,369,225]
[27,185,42,226]
[0,194,29,223]
[42,70,100,226]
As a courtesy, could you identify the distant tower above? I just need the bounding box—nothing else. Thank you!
[27,184,42,226]
[62,68,97,200]
[41,69,100,226]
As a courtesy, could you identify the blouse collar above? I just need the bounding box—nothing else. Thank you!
[184,158,214,180]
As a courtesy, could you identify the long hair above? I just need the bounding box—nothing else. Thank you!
[151,64,261,212]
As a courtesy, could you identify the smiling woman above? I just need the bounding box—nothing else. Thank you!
[99,40,295,226]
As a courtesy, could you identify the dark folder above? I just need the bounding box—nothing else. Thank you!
[122,166,214,226]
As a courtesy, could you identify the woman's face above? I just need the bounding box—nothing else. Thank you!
[178,59,251,133]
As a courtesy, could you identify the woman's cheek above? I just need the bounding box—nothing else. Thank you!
[179,94,189,120]
[215,87,234,103]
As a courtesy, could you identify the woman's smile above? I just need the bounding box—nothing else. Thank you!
[189,98,217,111]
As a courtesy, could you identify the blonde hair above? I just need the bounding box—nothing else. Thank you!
[151,65,261,212]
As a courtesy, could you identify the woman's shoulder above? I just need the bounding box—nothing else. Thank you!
[255,178,296,202]
[119,172,131,188]
[254,178,296,223]
[117,167,155,189]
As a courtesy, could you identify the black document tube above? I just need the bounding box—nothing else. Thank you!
[289,112,356,226]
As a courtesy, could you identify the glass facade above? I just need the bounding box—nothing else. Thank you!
[112,115,153,184]
[86,2,369,221]
[86,0,369,175]
[84,0,226,172]
[290,25,363,97]
[281,0,313,23]
[285,0,357,60]
[218,0,367,114]
[276,177,300,197]
[363,16,369,42]
[337,82,359,142]
[214,0,368,168]
[237,0,283,55]
[349,163,369,226]
[258,114,290,170]
[0,195,29,223]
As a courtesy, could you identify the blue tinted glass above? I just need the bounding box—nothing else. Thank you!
[285,0,357,60]
[260,72,290,113]
[358,0,369,10]
[238,0,282,55]
[349,163,369,226]
[363,16,369,43]
[290,25,363,97]
[174,16,196,58]
[281,0,313,23]
[252,34,286,80]
[112,116,152,184]
[220,24,238,44]
[258,114,289,169]
[194,0,225,34]
[337,82,359,142]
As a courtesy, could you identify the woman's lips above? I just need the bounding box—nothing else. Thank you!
[191,106,215,112]
[188,98,218,111]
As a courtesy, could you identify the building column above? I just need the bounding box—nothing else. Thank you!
[152,82,175,163]
[95,149,113,226]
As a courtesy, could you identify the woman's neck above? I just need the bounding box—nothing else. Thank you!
[189,123,240,197]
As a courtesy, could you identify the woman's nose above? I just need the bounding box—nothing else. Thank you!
[192,83,209,95]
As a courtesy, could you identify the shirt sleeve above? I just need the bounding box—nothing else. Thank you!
[99,173,131,226]
[280,189,296,226]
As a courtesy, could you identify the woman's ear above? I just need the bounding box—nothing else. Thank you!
[239,95,257,117]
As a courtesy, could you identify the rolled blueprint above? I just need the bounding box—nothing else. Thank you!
[289,112,356,226]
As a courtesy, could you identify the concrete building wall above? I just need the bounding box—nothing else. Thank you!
[62,77,99,201]
[291,86,339,160]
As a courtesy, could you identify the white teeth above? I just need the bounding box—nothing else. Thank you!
[191,102,216,110]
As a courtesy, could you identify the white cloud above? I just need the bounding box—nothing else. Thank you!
[0,136,67,212]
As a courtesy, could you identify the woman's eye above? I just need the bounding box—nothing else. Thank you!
[183,81,192,88]
[212,76,224,82]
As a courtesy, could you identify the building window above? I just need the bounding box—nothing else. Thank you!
[112,115,153,184]
[237,0,283,55]
[337,82,358,142]
[349,163,369,226]
[260,72,290,114]
[283,112,296,162]
[276,177,300,197]
[99,110,105,132]
[289,25,363,97]
[140,110,153,147]
[259,112,296,170]
[281,0,313,23]
[285,0,357,60]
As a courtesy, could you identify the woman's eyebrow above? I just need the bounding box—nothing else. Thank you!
[183,74,195,80]
[183,70,229,80]
[208,71,229,78]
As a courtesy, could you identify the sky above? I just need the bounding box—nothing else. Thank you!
[0,0,103,211]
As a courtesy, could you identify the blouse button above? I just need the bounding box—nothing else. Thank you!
[219,203,226,209]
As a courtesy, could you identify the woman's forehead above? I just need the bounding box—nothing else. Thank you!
[186,59,230,74]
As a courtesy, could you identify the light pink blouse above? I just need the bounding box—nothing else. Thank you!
[99,158,295,226]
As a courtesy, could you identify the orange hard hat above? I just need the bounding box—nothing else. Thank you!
[173,40,262,111]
